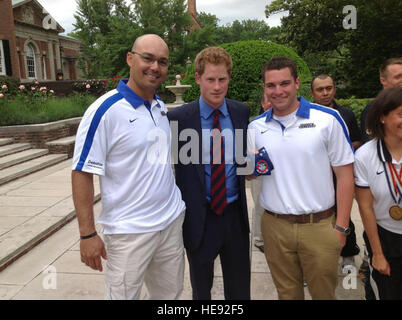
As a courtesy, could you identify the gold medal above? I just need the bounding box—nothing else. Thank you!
[389,205,402,221]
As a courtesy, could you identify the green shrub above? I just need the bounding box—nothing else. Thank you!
[0,93,95,126]
[337,98,373,127]
[182,40,312,107]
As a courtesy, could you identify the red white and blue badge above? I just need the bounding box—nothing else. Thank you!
[253,147,274,176]
[256,160,269,174]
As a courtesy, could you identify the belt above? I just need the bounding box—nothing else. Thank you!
[264,207,334,224]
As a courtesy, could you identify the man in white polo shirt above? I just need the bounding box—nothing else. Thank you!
[248,57,355,300]
[71,34,185,300]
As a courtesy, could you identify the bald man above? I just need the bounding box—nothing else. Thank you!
[72,34,186,300]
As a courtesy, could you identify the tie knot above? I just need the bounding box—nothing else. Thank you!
[214,109,221,117]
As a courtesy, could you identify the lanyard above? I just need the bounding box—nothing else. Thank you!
[384,161,402,205]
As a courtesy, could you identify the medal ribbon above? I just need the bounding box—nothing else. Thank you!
[384,162,402,205]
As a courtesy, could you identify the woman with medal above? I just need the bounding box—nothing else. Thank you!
[354,87,402,299]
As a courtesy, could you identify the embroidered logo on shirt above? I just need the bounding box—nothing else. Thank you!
[376,170,384,175]
[260,129,269,134]
[299,123,316,129]
[129,118,138,123]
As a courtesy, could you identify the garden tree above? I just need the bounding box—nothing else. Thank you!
[265,0,402,98]
[131,0,192,65]
[72,0,192,78]
[72,0,133,78]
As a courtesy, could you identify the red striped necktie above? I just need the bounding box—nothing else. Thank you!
[210,109,228,215]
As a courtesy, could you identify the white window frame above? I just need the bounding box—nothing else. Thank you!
[26,44,37,79]
[0,40,6,76]
[42,55,47,80]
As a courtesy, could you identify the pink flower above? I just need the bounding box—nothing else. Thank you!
[1,84,7,90]
[0,93,4,98]
[19,85,25,90]
[34,81,39,85]
[31,87,36,91]
[40,86,47,91]
[86,84,91,89]
[50,90,54,94]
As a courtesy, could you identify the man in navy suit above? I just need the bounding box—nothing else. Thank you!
[168,47,250,300]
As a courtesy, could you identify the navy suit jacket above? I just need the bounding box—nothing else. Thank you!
[168,99,250,252]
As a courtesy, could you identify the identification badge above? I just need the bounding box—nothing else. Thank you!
[254,147,274,176]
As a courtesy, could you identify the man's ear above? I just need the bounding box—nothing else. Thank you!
[380,76,387,88]
[295,77,301,91]
[195,72,201,85]
[127,52,133,68]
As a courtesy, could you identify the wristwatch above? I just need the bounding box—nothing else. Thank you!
[334,224,351,236]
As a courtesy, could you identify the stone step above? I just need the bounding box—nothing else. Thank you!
[0,143,32,157]
[46,136,76,158]
[0,138,14,147]
[0,189,101,272]
[0,154,68,186]
[0,149,49,170]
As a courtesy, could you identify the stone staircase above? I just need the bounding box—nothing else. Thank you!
[0,134,101,271]
[0,138,68,186]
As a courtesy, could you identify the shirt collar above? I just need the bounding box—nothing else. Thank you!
[265,96,310,122]
[117,79,162,109]
[199,96,229,119]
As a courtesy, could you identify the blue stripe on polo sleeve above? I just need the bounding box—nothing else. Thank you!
[310,104,354,151]
[75,93,123,171]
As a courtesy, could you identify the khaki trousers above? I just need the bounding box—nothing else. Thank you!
[103,212,185,300]
[261,212,342,300]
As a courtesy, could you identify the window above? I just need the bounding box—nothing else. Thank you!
[26,44,36,79]
[0,40,6,76]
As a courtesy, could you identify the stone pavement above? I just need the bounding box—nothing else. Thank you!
[0,160,365,300]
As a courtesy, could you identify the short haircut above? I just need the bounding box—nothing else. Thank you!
[194,47,233,76]
[366,87,402,140]
[261,56,298,83]
[311,74,335,90]
[379,58,402,78]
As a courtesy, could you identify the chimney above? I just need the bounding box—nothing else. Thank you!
[0,0,20,78]
[187,0,196,16]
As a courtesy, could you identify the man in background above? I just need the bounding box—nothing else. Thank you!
[311,74,361,270]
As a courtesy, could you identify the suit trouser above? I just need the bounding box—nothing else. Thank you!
[186,200,250,300]
[262,212,342,300]
[103,212,185,300]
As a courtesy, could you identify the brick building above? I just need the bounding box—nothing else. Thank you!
[0,0,83,82]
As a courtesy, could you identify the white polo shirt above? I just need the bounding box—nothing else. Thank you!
[72,79,185,234]
[248,97,354,215]
[354,139,402,234]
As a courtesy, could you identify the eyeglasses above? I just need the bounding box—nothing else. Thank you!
[131,51,169,68]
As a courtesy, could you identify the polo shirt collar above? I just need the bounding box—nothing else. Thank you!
[265,96,310,122]
[199,96,229,119]
[117,79,162,109]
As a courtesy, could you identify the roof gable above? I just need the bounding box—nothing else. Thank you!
[12,0,64,33]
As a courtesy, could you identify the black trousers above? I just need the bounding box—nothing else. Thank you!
[186,200,251,300]
[364,225,402,300]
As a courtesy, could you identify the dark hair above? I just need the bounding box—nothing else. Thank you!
[261,56,298,83]
[379,58,402,78]
[311,74,335,90]
[366,87,402,139]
